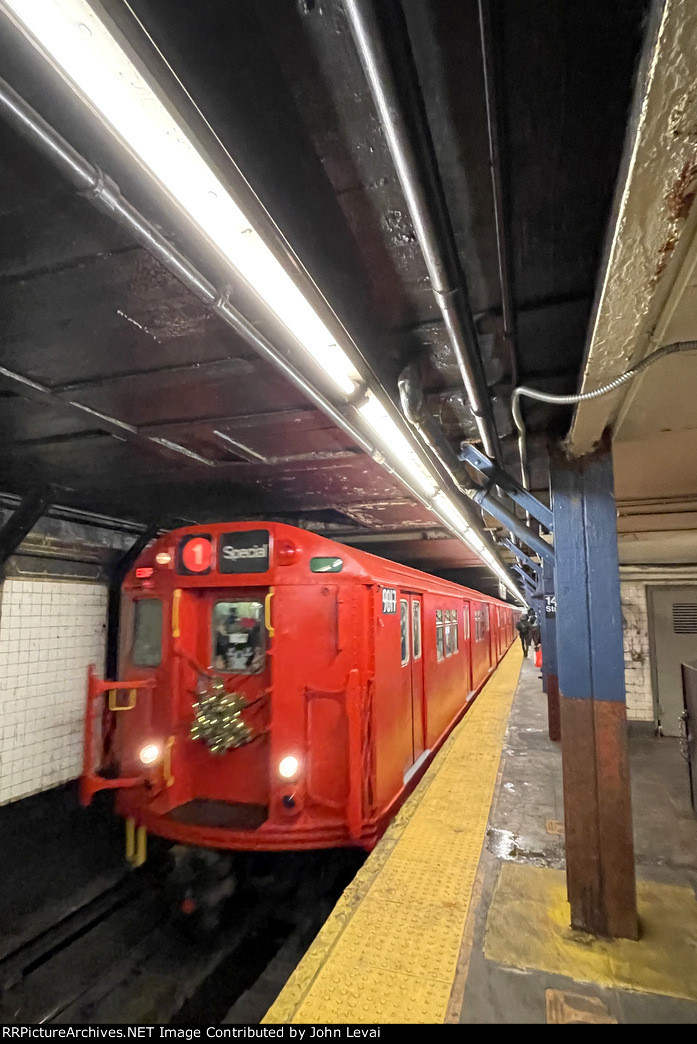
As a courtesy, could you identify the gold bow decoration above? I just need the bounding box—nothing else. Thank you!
[190,676,255,754]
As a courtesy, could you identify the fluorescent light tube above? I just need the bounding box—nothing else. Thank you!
[4,0,361,396]
[357,392,438,497]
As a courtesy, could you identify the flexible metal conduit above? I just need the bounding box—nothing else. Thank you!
[512,339,697,485]
[0,75,377,462]
[344,0,502,465]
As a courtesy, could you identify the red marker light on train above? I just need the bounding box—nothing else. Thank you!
[276,539,297,565]
[180,536,212,574]
[135,567,154,579]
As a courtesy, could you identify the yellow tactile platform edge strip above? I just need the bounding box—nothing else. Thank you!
[264,644,524,1024]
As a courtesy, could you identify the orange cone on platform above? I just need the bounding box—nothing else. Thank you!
[535,647,542,668]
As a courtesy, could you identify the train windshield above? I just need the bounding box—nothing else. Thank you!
[212,600,266,675]
[132,598,163,667]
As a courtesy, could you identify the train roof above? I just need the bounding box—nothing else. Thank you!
[131,521,518,609]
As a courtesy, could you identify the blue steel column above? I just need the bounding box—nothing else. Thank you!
[551,436,637,939]
[541,559,560,740]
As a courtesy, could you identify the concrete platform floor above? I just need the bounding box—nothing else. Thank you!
[460,656,697,1024]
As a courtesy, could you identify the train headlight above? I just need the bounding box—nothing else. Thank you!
[138,743,160,766]
[278,755,300,780]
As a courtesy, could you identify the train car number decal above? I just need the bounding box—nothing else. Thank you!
[219,529,270,573]
[381,588,397,614]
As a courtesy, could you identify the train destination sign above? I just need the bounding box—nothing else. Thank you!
[219,529,270,573]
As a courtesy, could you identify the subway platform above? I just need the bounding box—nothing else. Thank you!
[264,645,697,1025]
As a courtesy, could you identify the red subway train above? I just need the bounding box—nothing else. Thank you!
[82,521,518,868]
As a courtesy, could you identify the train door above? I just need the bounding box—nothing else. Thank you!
[462,599,473,693]
[401,593,425,780]
[485,604,493,668]
[185,586,271,805]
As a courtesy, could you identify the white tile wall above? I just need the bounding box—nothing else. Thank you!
[620,581,654,722]
[0,579,107,805]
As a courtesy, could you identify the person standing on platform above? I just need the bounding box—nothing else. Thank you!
[530,611,541,651]
[516,612,531,656]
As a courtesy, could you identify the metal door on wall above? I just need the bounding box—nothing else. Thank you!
[649,586,697,736]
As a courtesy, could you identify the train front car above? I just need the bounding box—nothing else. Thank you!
[81,521,518,916]
[82,523,374,863]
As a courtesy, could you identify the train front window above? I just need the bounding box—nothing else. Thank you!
[132,599,163,667]
[212,600,266,675]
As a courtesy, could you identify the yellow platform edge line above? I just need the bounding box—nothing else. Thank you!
[264,643,524,1024]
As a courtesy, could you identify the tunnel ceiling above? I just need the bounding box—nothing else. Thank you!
[0,0,649,596]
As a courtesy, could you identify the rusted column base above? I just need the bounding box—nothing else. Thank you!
[560,696,639,940]
[546,673,561,741]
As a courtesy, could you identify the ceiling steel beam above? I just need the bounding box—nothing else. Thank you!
[0,362,217,467]
[460,443,554,531]
[500,537,540,577]
[50,355,255,394]
[0,488,52,579]
[134,406,317,434]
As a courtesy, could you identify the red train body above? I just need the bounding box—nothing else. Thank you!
[82,522,518,854]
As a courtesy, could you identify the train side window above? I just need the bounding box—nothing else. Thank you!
[412,601,422,659]
[436,610,444,661]
[212,600,266,675]
[132,599,163,667]
[464,608,470,641]
[444,610,452,656]
[400,599,409,665]
[453,609,459,652]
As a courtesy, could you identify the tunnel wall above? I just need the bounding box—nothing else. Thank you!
[0,578,107,805]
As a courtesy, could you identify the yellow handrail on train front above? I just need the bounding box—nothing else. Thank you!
[108,687,137,711]
[264,587,275,637]
[125,816,147,867]
[172,588,181,638]
[163,736,175,787]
